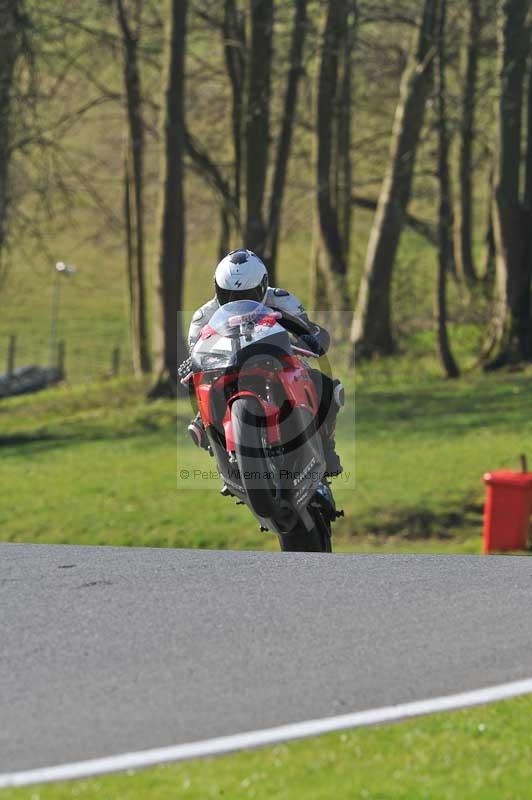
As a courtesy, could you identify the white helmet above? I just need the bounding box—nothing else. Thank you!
[214,249,269,306]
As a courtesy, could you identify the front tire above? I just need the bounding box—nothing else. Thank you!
[231,397,276,519]
[278,507,332,553]
[231,397,332,553]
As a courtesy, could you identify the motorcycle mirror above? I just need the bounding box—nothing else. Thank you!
[228,310,281,328]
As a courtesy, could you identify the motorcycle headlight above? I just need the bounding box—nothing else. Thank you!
[201,353,231,370]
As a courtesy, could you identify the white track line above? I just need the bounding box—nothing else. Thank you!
[2,677,532,788]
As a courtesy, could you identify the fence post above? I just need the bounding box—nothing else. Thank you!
[111,346,120,377]
[57,340,66,380]
[7,334,16,377]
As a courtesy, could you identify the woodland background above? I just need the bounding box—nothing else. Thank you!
[1,0,531,393]
[3,7,532,794]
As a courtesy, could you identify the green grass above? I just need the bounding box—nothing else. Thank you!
[2,368,532,798]
[2,366,532,552]
[4,694,532,799]
[0,11,510,797]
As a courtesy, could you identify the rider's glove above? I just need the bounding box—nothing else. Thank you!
[178,356,192,380]
[299,333,322,355]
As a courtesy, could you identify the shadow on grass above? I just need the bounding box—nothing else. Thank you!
[355,374,532,438]
[4,373,531,466]
[0,411,185,456]
[337,496,484,541]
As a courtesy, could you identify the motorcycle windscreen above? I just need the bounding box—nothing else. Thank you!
[191,300,292,372]
[208,300,273,337]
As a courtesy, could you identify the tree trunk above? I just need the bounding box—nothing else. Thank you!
[351,194,438,246]
[314,0,352,322]
[0,0,20,274]
[244,0,273,256]
[525,52,532,211]
[335,3,357,261]
[520,54,532,357]
[218,205,231,262]
[185,138,241,291]
[263,0,308,283]
[124,151,136,365]
[436,0,459,378]
[349,0,441,362]
[454,0,480,286]
[487,0,530,366]
[116,0,151,375]
[149,0,188,398]
[482,162,496,289]
[223,0,245,223]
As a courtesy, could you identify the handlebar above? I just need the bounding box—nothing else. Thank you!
[291,345,319,359]
[274,309,312,337]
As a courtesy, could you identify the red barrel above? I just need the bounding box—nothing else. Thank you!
[483,471,532,553]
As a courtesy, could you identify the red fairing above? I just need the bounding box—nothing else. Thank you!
[200,324,216,340]
[224,392,282,448]
[193,354,317,452]
[223,416,235,451]
[255,314,279,328]
[193,374,214,426]
[277,356,319,415]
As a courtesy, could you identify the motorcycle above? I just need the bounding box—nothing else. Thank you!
[180,299,342,552]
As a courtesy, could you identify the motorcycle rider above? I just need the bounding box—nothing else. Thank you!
[185,249,344,476]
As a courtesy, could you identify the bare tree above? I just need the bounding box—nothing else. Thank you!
[482,161,496,288]
[210,0,246,257]
[223,0,245,219]
[0,0,23,279]
[454,0,481,287]
[525,43,532,216]
[313,0,354,321]
[185,127,240,261]
[436,0,459,377]
[192,1,308,281]
[351,194,438,246]
[150,0,187,397]
[114,0,151,375]
[350,0,441,361]
[486,0,531,365]
[263,0,308,280]
[244,0,273,254]
[520,40,532,345]
[335,1,357,260]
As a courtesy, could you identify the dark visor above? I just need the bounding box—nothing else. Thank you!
[215,274,268,306]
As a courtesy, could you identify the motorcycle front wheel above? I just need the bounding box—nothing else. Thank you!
[231,396,277,519]
[231,397,332,553]
[278,506,332,553]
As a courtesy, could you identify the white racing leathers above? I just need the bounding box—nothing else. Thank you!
[186,288,341,475]
[188,288,328,354]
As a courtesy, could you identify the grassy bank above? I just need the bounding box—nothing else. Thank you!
[4,694,532,799]
[2,366,532,552]
[3,352,532,800]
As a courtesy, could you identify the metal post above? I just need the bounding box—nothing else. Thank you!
[49,267,61,368]
[111,346,121,377]
[7,334,16,377]
[49,262,76,368]
[57,341,66,380]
